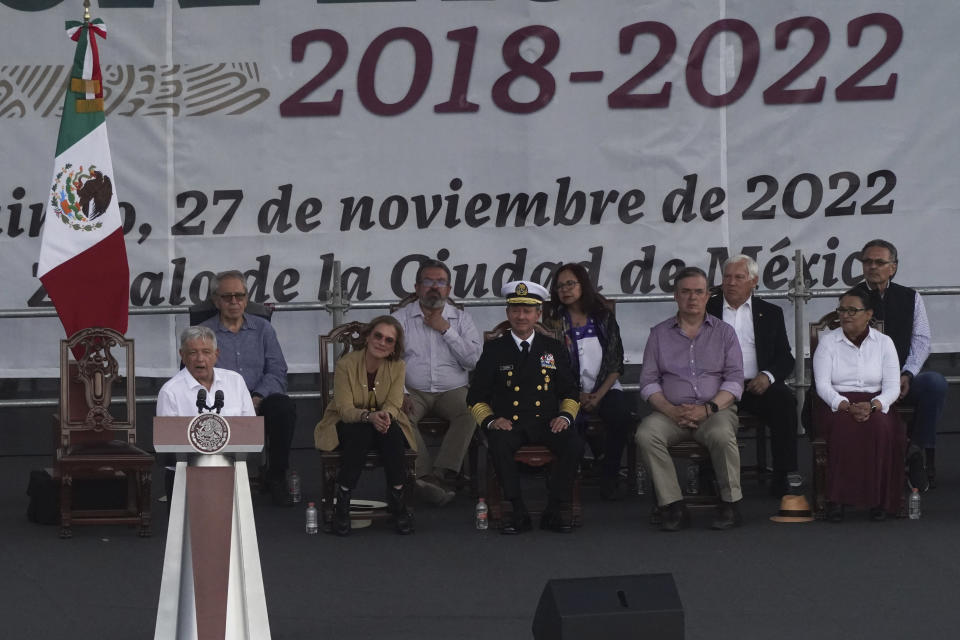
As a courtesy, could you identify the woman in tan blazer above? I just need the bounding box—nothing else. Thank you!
[315,315,417,535]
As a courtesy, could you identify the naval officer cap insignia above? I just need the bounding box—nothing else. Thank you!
[502,280,548,306]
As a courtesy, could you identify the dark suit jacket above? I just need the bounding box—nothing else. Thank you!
[466,332,579,429]
[707,294,794,384]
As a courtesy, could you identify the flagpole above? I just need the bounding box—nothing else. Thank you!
[83,0,90,23]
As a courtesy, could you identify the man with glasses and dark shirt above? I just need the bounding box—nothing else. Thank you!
[393,260,482,504]
[856,239,947,488]
[200,270,297,505]
[635,267,745,531]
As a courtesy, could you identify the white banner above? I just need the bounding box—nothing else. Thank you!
[1,0,957,376]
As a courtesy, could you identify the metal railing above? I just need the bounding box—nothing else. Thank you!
[1,252,958,410]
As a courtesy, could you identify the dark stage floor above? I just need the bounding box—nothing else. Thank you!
[3,437,960,640]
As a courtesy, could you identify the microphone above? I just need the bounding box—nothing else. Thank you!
[196,388,208,414]
[213,390,225,414]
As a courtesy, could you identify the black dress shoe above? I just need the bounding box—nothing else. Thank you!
[870,506,887,522]
[649,505,663,525]
[500,511,532,535]
[598,475,621,501]
[827,503,844,523]
[711,500,742,530]
[660,501,690,532]
[270,479,294,507]
[540,507,573,533]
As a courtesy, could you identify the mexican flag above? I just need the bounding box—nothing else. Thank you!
[38,17,129,339]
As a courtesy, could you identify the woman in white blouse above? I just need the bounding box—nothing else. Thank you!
[813,288,906,521]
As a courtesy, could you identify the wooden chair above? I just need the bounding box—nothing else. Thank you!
[389,297,480,497]
[479,320,583,528]
[807,312,908,519]
[317,321,417,531]
[53,328,153,539]
[660,441,747,509]
[734,410,770,483]
[187,299,274,325]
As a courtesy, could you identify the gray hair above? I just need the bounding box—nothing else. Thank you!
[860,239,899,264]
[723,254,759,279]
[210,270,247,299]
[180,325,217,351]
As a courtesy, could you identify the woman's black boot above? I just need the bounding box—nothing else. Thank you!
[388,486,414,535]
[333,486,351,536]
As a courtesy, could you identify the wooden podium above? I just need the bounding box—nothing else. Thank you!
[153,415,271,640]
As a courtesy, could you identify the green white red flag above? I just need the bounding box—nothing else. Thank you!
[38,17,129,338]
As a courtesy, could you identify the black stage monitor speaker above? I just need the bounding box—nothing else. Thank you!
[532,573,684,640]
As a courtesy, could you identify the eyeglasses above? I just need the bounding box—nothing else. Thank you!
[860,258,895,267]
[419,278,449,288]
[371,331,396,345]
[836,306,867,316]
[556,280,579,291]
[217,292,247,301]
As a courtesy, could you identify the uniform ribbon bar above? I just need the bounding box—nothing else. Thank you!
[76,98,104,113]
[71,78,101,94]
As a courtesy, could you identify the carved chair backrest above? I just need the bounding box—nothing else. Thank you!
[59,327,136,449]
[318,321,367,414]
[188,299,274,325]
[808,311,883,360]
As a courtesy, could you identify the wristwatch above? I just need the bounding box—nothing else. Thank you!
[706,401,719,415]
[870,401,879,413]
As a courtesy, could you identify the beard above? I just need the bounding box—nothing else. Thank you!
[419,292,445,309]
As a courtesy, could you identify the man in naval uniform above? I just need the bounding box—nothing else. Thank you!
[467,280,583,534]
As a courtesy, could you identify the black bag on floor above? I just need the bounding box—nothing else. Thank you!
[26,470,58,525]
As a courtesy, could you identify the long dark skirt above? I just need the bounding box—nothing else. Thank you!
[814,391,906,514]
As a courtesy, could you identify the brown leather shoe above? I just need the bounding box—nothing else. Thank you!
[660,501,690,532]
[711,500,742,530]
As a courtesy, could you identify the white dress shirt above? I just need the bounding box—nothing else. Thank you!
[156,367,256,417]
[721,295,773,383]
[393,301,481,393]
[813,327,900,413]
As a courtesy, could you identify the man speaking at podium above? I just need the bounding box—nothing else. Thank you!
[157,326,255,418]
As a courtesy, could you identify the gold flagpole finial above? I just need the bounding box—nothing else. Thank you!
[83,0,91,23]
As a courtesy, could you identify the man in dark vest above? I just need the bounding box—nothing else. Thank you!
[707,255,798,498]
[857,239,947,487]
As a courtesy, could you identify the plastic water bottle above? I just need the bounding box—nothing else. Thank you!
[635,465,647,496]
[288,470,302,504]
[475,498,489,530]
[686,463,700,495]
[305,501,319,534]
[908,488,921,520]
